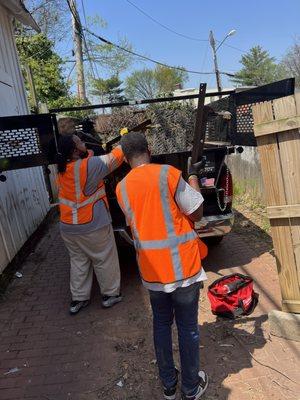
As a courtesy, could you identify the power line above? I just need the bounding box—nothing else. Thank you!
[80,0,100,80]
[219,42,247,53]
[66,0,234,77]
[66,62,76,80]
[66,0,97,82]
[124,0,207,42]
[124,0,247,54]
[84,27,233,76]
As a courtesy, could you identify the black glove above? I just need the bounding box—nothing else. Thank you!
[187,156,206,178]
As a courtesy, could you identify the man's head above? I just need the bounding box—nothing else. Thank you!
[57,134,88,173]
[120,131,150,167]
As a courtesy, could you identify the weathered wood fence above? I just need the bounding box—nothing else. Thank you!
[252,94,300,313]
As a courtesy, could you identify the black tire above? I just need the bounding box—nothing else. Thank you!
[203,236,224,246]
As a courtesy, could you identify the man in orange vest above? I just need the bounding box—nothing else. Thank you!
[116,132,209,400]
[57,134,123,315]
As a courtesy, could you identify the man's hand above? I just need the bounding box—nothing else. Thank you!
[187,156,206,178]
[120,127,128,136]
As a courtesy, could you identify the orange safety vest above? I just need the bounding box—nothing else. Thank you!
[57,155,107,225]
[116,164,208,284]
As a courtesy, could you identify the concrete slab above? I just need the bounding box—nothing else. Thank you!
[269,310,300,342]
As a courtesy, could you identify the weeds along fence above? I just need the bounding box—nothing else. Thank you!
[226,146,264,202]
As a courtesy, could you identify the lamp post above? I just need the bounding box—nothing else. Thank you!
[209,29,236,98]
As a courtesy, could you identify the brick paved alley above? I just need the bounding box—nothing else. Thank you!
[0,213,299,400]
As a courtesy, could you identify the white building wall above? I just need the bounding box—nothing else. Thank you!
[0,5,50,273]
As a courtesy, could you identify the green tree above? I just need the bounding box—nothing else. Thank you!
[232,46,284,86]
[125,66,188,99]
[16,33,68,109]
[125,68,158,99]
[91,75,125,104]
[154,65,188,94]
[49,95,93,118]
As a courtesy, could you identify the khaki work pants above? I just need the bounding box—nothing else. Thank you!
[61,224,121,301]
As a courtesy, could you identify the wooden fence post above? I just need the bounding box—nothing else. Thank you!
[252,94,300,313]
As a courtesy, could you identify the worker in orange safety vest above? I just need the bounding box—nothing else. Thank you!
[57,134,124,315]
[116,132,209,400]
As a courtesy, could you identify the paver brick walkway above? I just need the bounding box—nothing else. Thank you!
[0,215,299,400]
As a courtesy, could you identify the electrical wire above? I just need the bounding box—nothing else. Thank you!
[80,0,100,79]
[124,0,247,53]
[200,42,209,72]
[66,0,97,80]
[66,0,233,77]
[66,62,76,80]
[124,0,207,42]
[84,27,234,76]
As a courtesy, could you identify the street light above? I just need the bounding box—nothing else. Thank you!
[209,29,236,98]
[216,29,236,52]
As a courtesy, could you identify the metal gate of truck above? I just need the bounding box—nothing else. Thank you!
[205,78,295,145]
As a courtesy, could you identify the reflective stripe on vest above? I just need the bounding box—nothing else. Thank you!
[120,165,198,281]
[59,159,106,224]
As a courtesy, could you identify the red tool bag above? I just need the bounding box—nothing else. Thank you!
[207,273,258,318]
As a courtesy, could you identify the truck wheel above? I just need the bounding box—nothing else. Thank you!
[204,236,224,246]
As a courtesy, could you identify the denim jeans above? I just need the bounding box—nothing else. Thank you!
[149,282,201,395]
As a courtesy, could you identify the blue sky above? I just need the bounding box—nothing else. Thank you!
[61,0,300,93]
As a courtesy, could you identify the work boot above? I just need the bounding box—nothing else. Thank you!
[69,300,89,315]
[102,294,123,308]
[181,371,209,400]
[163,368,179,400]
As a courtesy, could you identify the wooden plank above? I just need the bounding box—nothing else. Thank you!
[256,135,286,206]
[252,101,273,124]
[253,115,300,137]
[293,92,300,115]
[294,92,300,115]
[253,99,286,206]
[282,300,300,314]
[274,98,300,291]
[291,217,300,287]
[273,95,297,119]
[277,130,300,203]
[267,204,300,219]
[270,220,300,301]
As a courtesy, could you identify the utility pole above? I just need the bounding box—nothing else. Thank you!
[70,0,86,101]
[209,30,222,99]
[25,64,38,113]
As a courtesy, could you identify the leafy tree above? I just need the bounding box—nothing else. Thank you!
[88,37,133,76]
[232,46,284,86]
[49,95,93,118]
[125,66,188,99]
[154,65,188,94]
[23,0,69,42]
[125,68,158,99]
[91,75,125,104]
[16,33,69,109]
[281,39,300,87]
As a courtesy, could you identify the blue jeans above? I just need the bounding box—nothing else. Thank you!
[149,282,201,395]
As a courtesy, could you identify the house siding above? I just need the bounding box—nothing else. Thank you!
[0,5,50,273]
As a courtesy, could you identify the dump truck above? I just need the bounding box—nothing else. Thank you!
[0,79,294,248]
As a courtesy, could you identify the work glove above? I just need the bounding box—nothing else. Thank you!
[187,156,206,178]
[120,127,128,136]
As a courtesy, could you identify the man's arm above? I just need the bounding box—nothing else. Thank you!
[187,175,203,222]
[175,177,204,223]
[101,145,124,174]
[84,146,124,195]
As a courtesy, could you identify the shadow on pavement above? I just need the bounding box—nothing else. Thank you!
[201,315,267,400]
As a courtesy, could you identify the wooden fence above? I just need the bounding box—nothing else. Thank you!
[252,94,300,313]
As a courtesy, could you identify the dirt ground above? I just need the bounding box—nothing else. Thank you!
[0,204,299,400]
